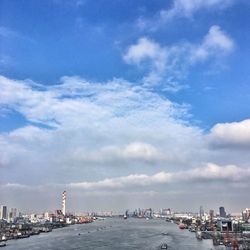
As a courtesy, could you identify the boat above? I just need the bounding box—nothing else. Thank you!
[161,232,169,236]
[188,227,196,232]
[160,243,168,249]
[196,230,202,240]
[30,231,40,236]
[0,236,6,242]
[18,234,30,239]
[123,215,127,219]
[0,243,6,247]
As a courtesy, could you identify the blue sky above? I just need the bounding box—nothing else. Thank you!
[1,0,250,212]
[1,0,250,129]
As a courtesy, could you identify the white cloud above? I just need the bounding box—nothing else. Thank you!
[68,172,171,190]
[209,119,250,148]
[136,0,235,32]
[185,163,247,181]
[123,37,166,68]
[123,37,173,87]
[191,25,234,62]
[114,142,160,161]
[3,163,244,191]
[123,142,161,160]
[123,26,234,87]
[203,25,234,51]
[123,37,169,87]
[70,142,166,165]
[161,0,234,20]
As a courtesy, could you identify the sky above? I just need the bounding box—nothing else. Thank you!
[0,0,250,214]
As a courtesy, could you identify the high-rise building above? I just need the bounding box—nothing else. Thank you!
[160,208,171,216]
[242,208,250,222]
[44,212,50,220]
[219,206,226,218]
[199,206,204,218]
[209,209,214,227]
[10,208,17,218]
[0,205,7,220]
[9,208,17,221]
[209,209,214,220]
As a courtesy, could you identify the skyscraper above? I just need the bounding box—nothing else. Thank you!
[199,205,204,218]
[219,206,226,218]
[9,208,17,220]
[209,209,214,220]
[0,205,7,220]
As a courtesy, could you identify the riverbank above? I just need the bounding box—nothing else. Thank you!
[0,217,94,247]
[4,218,216,250]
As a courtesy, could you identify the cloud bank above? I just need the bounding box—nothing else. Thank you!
[0,74,249,211]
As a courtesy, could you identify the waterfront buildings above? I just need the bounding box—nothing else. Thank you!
[160,208,171,217]
[217,219,233,232]
[0,206,7,220]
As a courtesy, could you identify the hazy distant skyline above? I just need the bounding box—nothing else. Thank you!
[1,0,250,213]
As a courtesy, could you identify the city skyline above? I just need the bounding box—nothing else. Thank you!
[0,0,250,212]
[0,199,245,217]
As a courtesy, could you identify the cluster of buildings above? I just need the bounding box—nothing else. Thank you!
[0,191,93,245]
[166,206,250,249]
[121,206,250,248]
[2,193,250,249]
[124,208,153,218]
[0,206,18,223]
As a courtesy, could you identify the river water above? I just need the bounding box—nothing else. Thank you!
[6,218,226,250]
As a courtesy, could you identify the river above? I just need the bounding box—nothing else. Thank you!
[6,218,226,249]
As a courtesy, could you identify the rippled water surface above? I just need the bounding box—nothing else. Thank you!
[6,218,225,249]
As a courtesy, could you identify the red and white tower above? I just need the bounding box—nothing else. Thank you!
[62,191,66,216]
